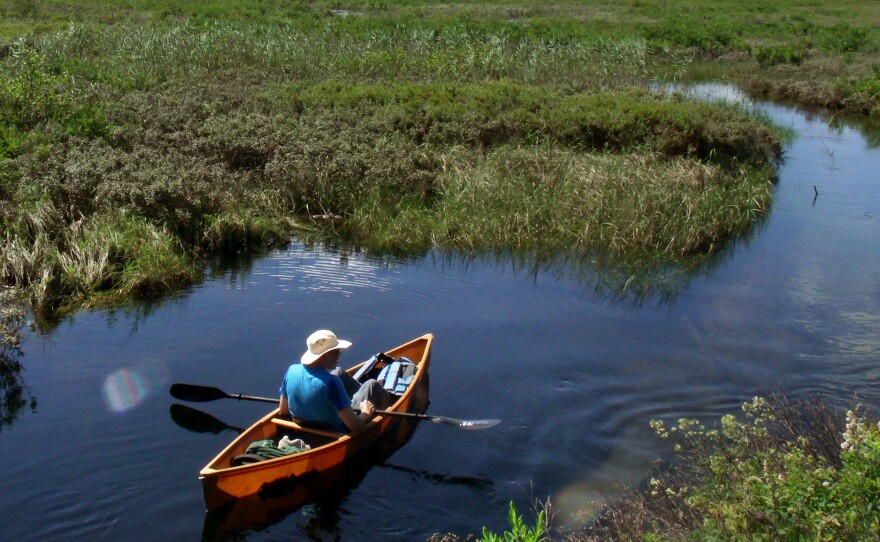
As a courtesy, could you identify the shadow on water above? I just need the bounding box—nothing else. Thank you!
[200,457,496,542]
[200,466,373,542]
[425,217,765,308]
[170,404,245,435]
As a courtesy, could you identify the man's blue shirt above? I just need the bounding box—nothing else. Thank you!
[280,364,350,432]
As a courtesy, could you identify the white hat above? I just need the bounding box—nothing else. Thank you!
[301,330,352,365]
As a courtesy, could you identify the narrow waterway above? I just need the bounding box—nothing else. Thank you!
[1,85,878,541]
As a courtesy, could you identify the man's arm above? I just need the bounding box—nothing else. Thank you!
[279,395,290,417]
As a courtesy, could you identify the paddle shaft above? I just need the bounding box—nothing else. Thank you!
[170,382,499,429]
[230,393,276,404]
[172,384,429,419]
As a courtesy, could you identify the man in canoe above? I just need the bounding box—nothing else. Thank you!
[278,329,395,433]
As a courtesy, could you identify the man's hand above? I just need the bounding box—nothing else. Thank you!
[359,400,376,418]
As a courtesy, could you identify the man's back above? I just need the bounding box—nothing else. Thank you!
[280,364,349,432]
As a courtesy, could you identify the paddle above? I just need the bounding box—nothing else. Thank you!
[170,383,500,430]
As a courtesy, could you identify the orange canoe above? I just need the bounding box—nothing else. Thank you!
[199,333,433,513]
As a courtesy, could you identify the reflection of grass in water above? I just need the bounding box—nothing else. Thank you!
[0,287,36,432]
[297,201,766,308]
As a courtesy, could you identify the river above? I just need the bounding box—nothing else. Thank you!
[1,84,878,541]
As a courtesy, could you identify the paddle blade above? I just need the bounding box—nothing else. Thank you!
[170,383,230,403]
[429,416,500,430]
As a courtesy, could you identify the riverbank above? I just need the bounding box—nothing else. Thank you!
[458,397,880,542]
[581,397,880,541]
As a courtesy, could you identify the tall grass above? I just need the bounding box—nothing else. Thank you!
[347,146,773,261]
[30,22,648,89]
[0,205,197,312]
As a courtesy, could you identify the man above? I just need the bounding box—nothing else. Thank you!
[279,330,394,433]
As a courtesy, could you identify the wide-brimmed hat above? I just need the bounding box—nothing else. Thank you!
[301,330,352,365]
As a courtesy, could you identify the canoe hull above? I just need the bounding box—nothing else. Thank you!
[198,334,433,513]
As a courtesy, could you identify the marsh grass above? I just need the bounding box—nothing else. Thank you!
[347,146,773,261]
[0,6,789,316]
[1,205,196,312]
[0,57,780,316]
[30,22,649,90]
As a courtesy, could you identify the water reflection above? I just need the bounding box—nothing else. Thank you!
[204,234,756,310]
[0,289,36,433]
[200,444,386,540]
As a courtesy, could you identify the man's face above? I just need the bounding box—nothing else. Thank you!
[328,349,341,368]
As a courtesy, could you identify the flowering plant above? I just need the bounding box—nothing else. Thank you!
[646,397,880,540]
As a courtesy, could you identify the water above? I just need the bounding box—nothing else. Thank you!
[1,85,879,541]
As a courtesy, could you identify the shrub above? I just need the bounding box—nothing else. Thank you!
[853,66,880,101]
[817,25,874,54]
[581,396,880,541]
[0,40,108,142]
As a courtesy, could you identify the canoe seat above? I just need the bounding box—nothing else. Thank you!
[271,417,346,439]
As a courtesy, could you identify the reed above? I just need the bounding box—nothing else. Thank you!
[345,146,773,262]
[29,22,649,91]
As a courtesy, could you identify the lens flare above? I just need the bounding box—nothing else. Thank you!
[102,359,169,413]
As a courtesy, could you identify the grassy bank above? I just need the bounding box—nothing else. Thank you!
[0,7,785,315]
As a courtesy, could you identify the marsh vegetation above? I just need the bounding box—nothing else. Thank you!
[0,1,808,316]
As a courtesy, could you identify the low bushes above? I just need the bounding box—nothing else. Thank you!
[580,396,880,541]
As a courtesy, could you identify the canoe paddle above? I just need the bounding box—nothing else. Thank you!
[170,383,500,430]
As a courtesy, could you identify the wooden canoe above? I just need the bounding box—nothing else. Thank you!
[199,333,433,513]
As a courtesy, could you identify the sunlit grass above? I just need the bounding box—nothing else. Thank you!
[346,146,773,261]
[0,205,197,312]
[28,22,649,90]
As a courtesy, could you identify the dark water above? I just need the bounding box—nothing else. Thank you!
[2,85,879,541]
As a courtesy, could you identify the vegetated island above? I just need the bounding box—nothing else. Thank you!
[0,0,813,317]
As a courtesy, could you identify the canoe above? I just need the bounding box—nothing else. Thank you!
[199,333,433,513]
